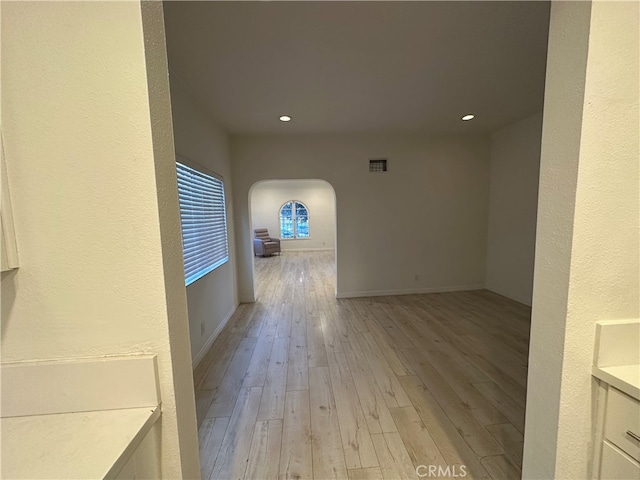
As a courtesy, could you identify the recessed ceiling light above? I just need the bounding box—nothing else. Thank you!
[279,115,292,122]
[462,114,475,121]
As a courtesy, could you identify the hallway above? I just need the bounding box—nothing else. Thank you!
[193,252,530,480]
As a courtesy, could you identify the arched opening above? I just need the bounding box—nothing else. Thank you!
[248,179,337,300]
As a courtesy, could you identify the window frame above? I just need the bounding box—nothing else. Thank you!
[175,154,229,286]
[279,200,310,240]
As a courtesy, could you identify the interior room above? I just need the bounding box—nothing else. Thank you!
[1,1,637,480]
[166,7,544,476]
[250,179,336,254]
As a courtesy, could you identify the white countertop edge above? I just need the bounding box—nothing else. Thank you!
[105,405,161,479]
[1,405,161,479]
[592,364,640,401]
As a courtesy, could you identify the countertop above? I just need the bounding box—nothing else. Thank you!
[592,319,640,401]
[1,405,160,479]
[593,364,640,401]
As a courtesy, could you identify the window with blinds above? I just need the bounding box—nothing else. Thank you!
[176,160,229,286]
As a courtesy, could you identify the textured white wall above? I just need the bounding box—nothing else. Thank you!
[553,1,639,476]
[485,112,542,306]
[251,180,336,251]
[1,2,198,477]
[141,4,200,476]
[523,1,639,478]
[231,133,490,301]
[169,77,239,367]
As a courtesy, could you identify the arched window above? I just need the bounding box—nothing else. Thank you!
[280,200,309,239]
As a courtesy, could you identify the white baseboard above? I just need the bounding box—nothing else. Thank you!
[192,304,238,370]
[485,286,532,307]
[336,284,485,299]
[282,247,334,252]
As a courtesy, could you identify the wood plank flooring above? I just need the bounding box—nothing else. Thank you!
[193,252,530,480]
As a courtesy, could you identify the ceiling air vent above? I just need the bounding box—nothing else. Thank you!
[369,159,387,173]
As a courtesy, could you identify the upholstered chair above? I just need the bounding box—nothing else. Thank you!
[253,228,281,256]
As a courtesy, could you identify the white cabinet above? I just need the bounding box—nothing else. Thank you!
[1,356,162,480]
[601,441,640,480]
[594,385,640,480]
[592,319,640,479]
[114,456,137,480]
[605,387,640,463]
[113,421,161,480]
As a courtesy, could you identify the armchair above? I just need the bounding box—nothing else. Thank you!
[254,228,281,257]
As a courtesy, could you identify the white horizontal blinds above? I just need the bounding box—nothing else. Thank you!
[176,161,229,286]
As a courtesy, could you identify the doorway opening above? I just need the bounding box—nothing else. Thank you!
[249,179,337,300]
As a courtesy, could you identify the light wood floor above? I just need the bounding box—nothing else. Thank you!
[193,251,530,480]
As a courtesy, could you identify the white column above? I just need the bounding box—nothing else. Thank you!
[523,1,639,477]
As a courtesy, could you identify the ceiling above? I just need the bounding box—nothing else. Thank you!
[163,1,550,135]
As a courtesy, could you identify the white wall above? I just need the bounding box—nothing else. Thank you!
[523,1,639,478]
[231,133,490,301]
[485,112,542,306]
[169,76,238,368]
[0,2,199,477]
[251,179,335,251]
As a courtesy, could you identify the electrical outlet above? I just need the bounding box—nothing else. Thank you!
[200,322,205,336]
[414,274,419,282]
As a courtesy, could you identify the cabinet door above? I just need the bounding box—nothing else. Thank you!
[605,387,640,462]
[133,421,161,479]
[601,441,640,480]
[114,456,136,480]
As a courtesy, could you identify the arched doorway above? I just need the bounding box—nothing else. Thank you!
[249,179,337,300]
